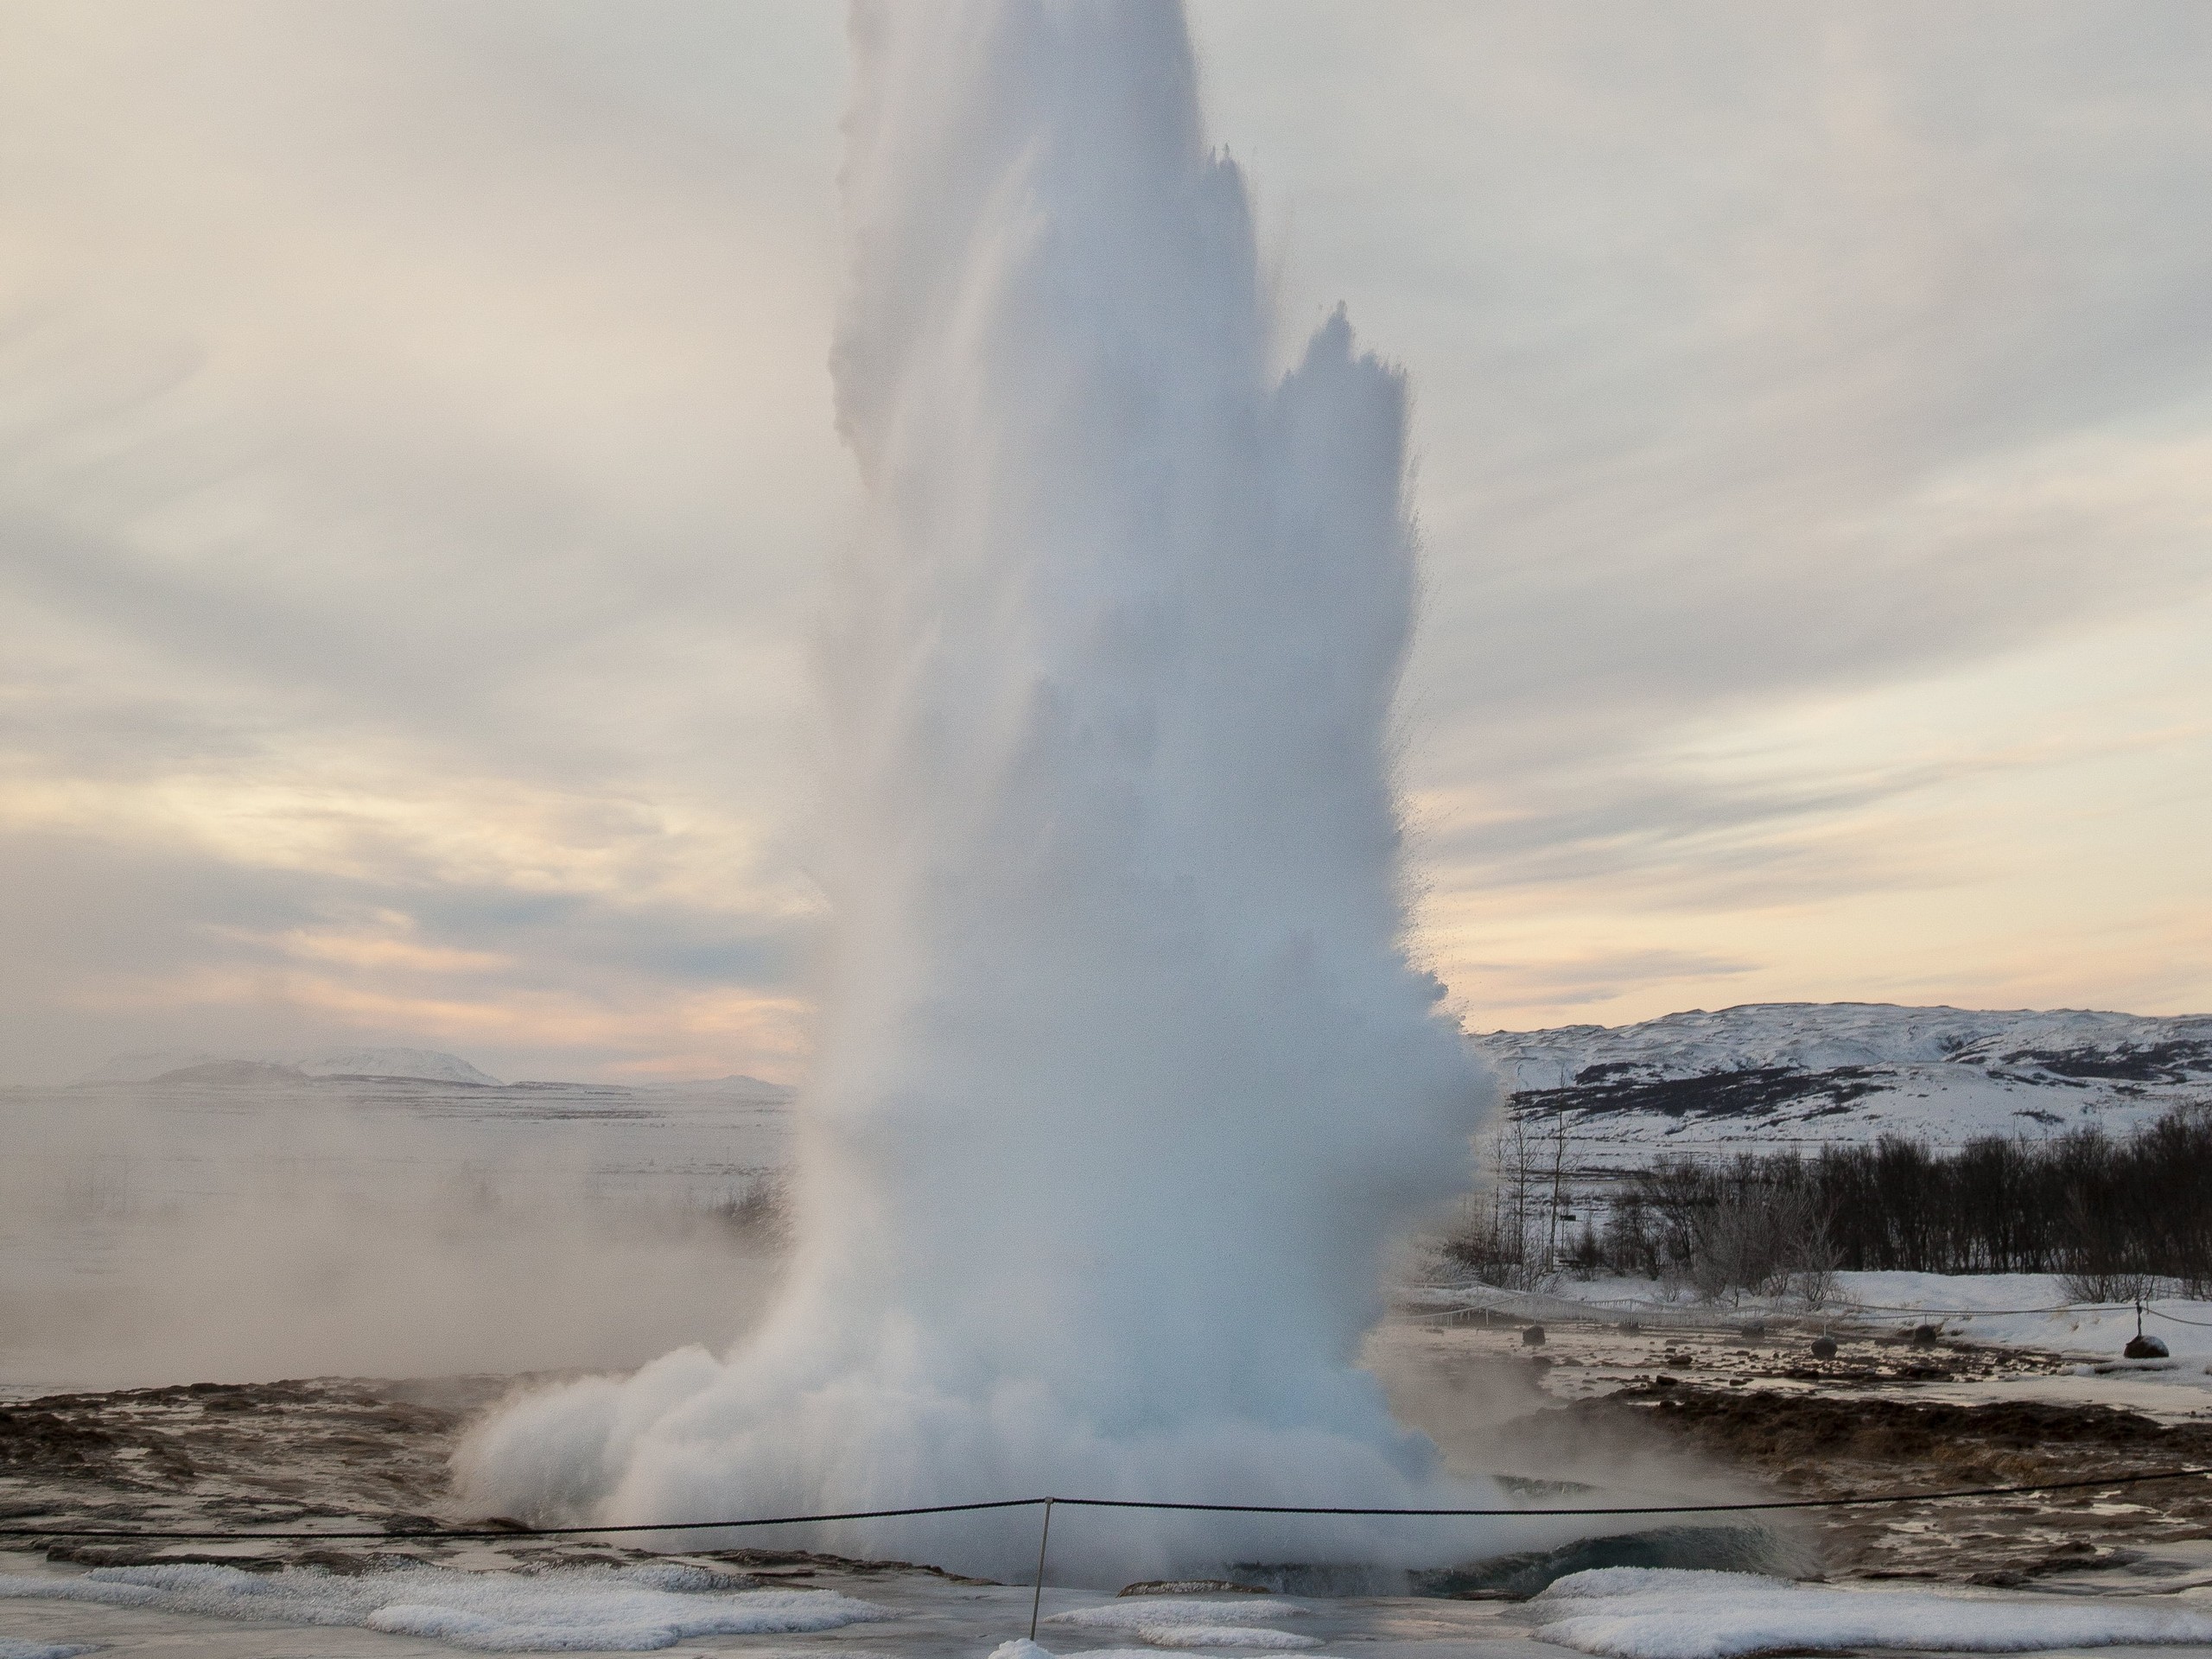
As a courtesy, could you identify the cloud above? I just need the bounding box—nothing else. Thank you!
[1192,1,2212,1020]
[1200,3,2212,728]
[0,817,819,1084]
[1,1,2207,1078]
[1452,949,1761,1020]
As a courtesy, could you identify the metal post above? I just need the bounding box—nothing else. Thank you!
[1027,1497,1056,1642]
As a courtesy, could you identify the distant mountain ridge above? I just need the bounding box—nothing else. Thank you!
[79,1048,797,1100]
[85,1047,505,1087]
[1469,1002,2212,1160]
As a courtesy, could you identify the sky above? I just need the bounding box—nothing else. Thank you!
[2,1,2207,1085]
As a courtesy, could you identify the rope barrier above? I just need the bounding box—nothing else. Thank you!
[8,1465,2210,1544]
[1043,1467,2212,1516]
[0,1498,1041,1544]
[1827,1302,2107,1318]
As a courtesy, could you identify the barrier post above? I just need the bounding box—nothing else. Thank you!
[1027,1497,1056,1641]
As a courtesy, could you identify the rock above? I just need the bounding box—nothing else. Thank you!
[1119,1580,1268,1597]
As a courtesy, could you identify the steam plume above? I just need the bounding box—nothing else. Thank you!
[461,0,1491,1583]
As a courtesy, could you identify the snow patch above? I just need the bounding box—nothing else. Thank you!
[0,1642,99,1659]
[1044,1598,1318,1649]
[993,1643,1189,1659]
[0,1562,889,1653]
[1497,1270,2212,1367]
[1110,1631,1316,1650]
[1003,1641,1329,1659]
[1531,1566,2212,1656]
[1049,1598,1307,1628]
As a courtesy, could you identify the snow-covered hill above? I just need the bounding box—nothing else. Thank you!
[86,1046,505,1087]
[294,1046,505,1085]
[1470,1002,2212,1161]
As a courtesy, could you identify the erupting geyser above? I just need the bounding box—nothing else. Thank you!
[461,0,1494,1582]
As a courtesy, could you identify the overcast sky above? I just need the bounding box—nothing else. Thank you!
[3,2,2207,1085]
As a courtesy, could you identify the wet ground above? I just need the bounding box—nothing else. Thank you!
[1,1376,494,1567]
[1371,1316,2212,1592]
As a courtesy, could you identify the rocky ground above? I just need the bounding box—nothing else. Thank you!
[5,1321,2212,1598]
[1374,1314,2212,1594]
[2,1376,489,1571]
[0,1375,967,1591]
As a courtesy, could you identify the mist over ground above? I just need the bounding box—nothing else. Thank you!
[0,1073,786,1392]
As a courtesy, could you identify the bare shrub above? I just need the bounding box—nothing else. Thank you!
[1435,1193,1554,1292]
[1686,1178,1832,1305]
[1440,1101,2211,1301]
[2056,1268,2156,1305]
[1688,1191,1770,1304]
[1783,1202,1840,1309]
[1576,1105,2212,1294]
[1432,1115,1569,1291]
[1565,1220,1605,1281]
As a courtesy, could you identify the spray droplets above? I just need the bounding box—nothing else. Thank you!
[461,0,1489,1584]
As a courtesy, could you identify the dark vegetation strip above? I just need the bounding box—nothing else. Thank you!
[1571,1107,2212,1297]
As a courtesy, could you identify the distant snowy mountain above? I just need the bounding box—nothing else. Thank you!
[294,1047,503,1086]
[82,1051,232,1084]
[1470,1002,2212,1161]
[139,1059,310,1088]
[85,1046,504,1087]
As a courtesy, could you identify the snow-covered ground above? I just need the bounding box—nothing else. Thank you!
[1803,1271,2212,1364]
[1522,1565,2212,1656]
[1471,1002,2212,1160]
[12,1553,2212,1659]
[1406,1268,2212,1424]
[1421,1269,2212,1357]
[0,1562,890,1653]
